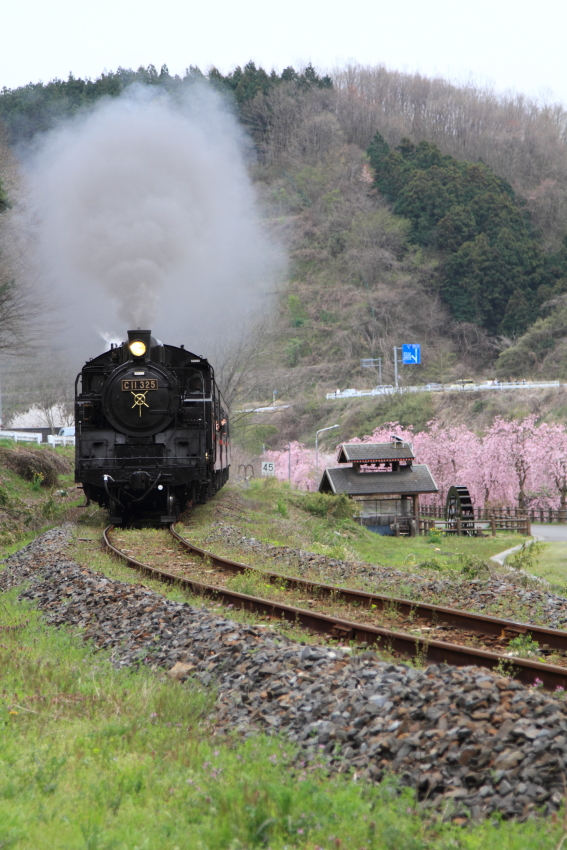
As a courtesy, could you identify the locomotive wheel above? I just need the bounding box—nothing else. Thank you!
[109,497,123,525]
[167,492,177,519]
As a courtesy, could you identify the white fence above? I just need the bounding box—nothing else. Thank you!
[0,430,42,444]
[326,380,561,400]
[47,435,75,447]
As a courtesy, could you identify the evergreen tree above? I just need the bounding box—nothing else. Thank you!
[0,63,333,146]
[366,130,566,334]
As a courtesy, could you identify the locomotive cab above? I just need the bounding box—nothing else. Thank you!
[75,330,230,524]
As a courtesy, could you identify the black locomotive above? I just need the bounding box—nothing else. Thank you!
[75,329,230,523]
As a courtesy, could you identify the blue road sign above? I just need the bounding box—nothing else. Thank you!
[402,344,421,364]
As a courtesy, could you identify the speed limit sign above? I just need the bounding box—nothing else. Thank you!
[261,461,275,476]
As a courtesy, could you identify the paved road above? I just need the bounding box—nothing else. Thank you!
[531,524,567,542]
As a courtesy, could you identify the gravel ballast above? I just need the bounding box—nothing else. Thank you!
[203,523,567,629]
[3,527,567,822]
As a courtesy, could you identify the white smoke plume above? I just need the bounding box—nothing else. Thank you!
[22,84,284,364]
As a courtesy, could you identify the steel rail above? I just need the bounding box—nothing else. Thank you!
[102,525,567,691]
[170,524,567,654]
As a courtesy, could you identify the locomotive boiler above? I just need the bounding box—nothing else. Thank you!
[75,329,230,523]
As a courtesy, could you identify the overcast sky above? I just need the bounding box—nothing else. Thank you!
[2,0,567,106]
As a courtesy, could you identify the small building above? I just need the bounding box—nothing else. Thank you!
[319,437,438,536]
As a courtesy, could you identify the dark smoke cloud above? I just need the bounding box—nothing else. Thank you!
[22,84,284,364]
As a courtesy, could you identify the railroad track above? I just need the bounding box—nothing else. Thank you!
[103,524,567,691]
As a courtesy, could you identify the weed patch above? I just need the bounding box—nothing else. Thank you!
[506,540,542,574]
[458,554,490,579]
[507,633,541,658]
[1,591,566,847]
[292,490,353,519]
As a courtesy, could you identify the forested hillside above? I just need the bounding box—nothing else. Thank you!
[367,133,567,336]
[0,62,331,146]
[2,62,567,425]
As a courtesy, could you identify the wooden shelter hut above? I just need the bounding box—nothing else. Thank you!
[319,437,437,536]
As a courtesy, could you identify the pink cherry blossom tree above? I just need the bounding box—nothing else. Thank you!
[262,416,567,506]
[262,441,335,490]
[481,416,542,510]
[414,421,482,507]
[537,422,567,512]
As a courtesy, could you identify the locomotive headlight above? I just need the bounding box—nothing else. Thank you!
[129,340,147,357]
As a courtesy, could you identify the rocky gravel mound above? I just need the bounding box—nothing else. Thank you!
[3,526,567,822]
[204,522,567,629]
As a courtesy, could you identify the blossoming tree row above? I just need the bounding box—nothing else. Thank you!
[263,417,567,510]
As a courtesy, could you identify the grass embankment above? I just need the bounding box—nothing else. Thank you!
[185,478,529,577]
[520,542,567,586]
[3,589,567,848]
[0,439,80,556]
[1,460,566,845]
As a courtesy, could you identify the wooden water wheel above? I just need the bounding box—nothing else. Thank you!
[445,485,475,534]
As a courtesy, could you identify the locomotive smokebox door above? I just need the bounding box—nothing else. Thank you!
[102,362,179,436]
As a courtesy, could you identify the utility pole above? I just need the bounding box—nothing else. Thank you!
[393,346,399,390]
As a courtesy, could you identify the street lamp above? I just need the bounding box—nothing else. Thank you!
[315,425,339,482]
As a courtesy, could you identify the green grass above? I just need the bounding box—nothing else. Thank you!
[185,479,528,578]
[0,442,80,555]
[2,589,567,848]
[519,541,567,587]
[349,530,528,573]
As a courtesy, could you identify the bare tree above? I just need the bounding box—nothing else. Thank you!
[28,357,75,434]
[210,315,275,413]
[0,131,48,352]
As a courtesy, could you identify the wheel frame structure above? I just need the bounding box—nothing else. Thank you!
[445,485,475,534]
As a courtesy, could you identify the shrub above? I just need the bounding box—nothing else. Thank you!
[296,492,353,519]
[505,540,541,573]
[418,558,444,571]
[0,447,71,488]
[458,554,490,579]
[507,633,540,658]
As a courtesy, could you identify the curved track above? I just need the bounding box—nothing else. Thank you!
[103,524,567,691]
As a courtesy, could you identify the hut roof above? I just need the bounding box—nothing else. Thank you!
[336,442,414,464]
[319,464,437,496]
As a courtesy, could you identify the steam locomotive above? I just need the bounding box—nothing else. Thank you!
[75,329,230,523]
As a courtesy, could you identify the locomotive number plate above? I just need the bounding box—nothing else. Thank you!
[121,379,159,391]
